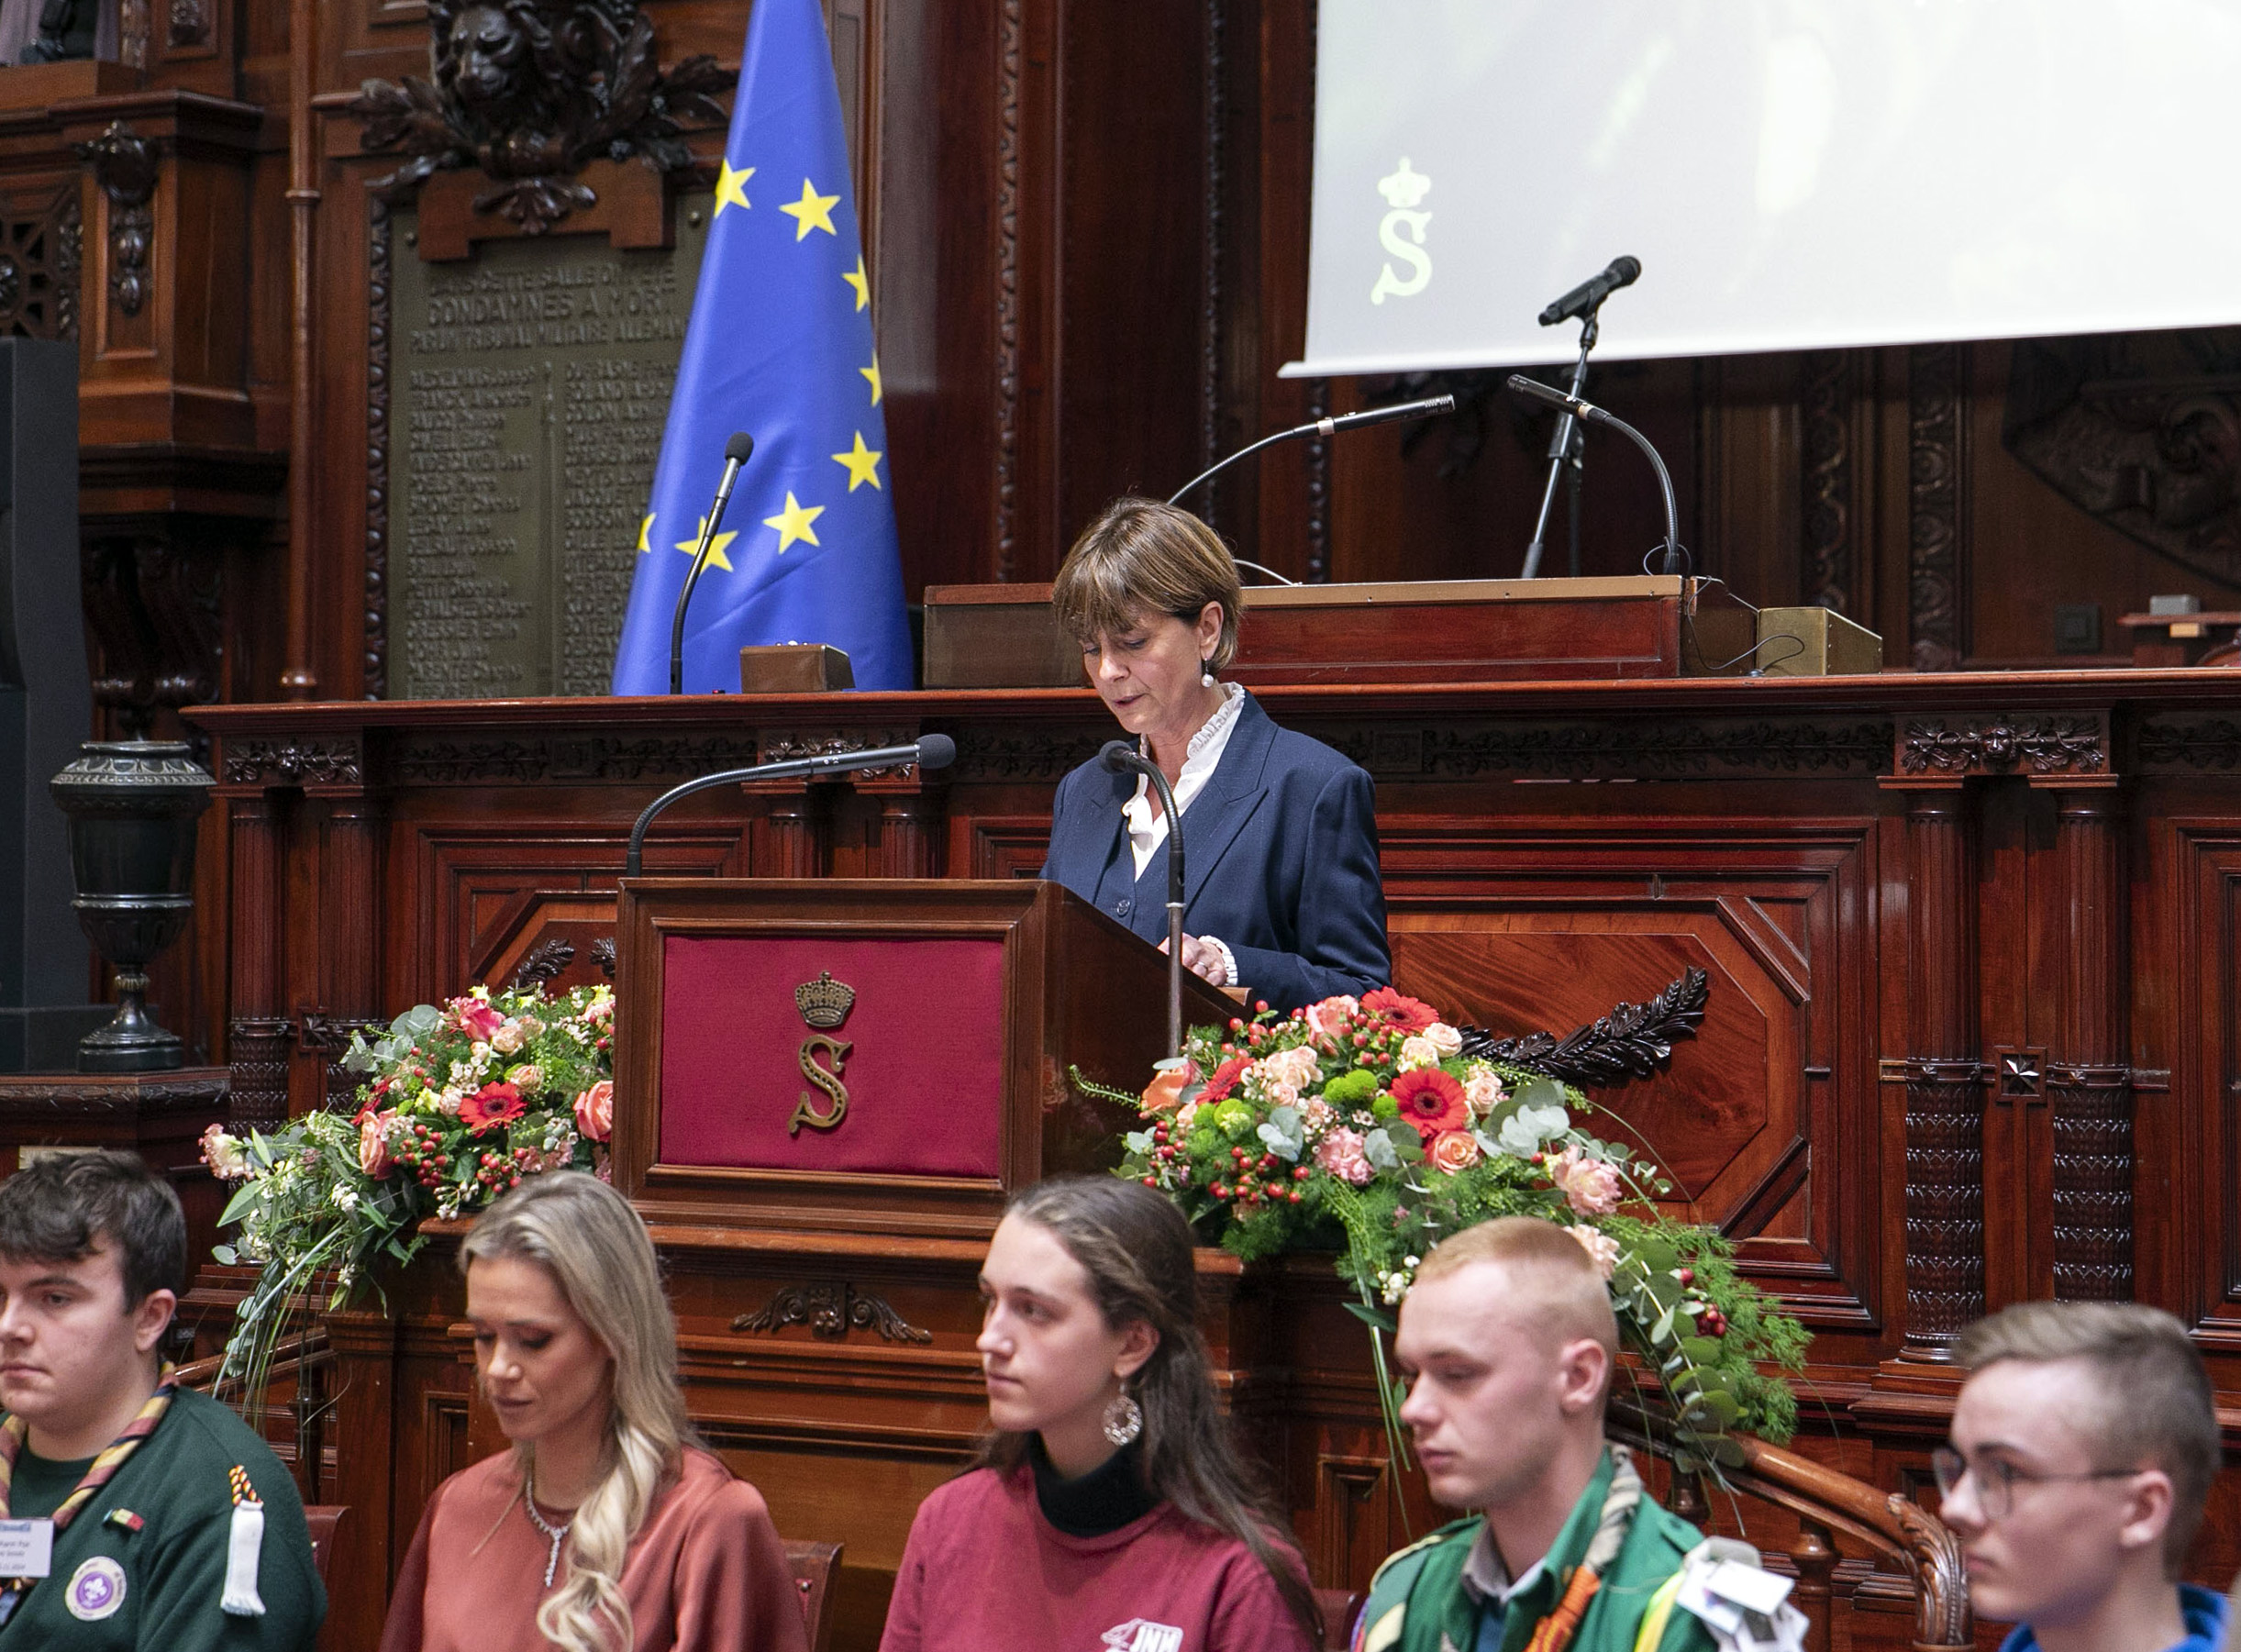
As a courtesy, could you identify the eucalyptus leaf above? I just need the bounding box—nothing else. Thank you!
[1650,1303,1676,1343]
[395,1004,443,1037]
[212,1245,238,1266]
[1363,1130,1401,1171]
[1124,1131,1154,1155]
[1385,1123,1426,1164]
[1257,1123,1301,1161]
[1514,1077,1570,1114]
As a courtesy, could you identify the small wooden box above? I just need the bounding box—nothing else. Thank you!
[738,643,855,693]
[1752,606,1882,676]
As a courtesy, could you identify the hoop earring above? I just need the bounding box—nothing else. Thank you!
[1101,1386,1143,1447]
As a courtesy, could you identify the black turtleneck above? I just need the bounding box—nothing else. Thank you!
[1029,1435,1160,1536]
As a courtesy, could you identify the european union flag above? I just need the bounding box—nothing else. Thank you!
[610,0,912,693]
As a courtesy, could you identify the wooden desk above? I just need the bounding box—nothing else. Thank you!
[184,670,2241,1646]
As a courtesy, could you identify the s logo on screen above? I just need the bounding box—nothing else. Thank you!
[1370,159,1432,305]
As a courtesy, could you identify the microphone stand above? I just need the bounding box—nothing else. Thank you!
[1102,741,1187,1057]
[624,737,955,877]
[1522,311,1598,580]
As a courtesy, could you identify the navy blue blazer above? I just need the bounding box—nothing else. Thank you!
[1039,693,1392,1013]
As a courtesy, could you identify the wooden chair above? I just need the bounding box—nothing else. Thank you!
[783,1537,843,1652]
[304,1504,346,1586]
[1315,1587,1363,1651]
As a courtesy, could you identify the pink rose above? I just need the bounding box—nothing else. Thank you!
[1263,1079,1301,1112]
[1305,995,1359,1044]
[1548,1146,1623,1216]
[358,1111,397,1179]
[1428,1130,1481,1173]
[457,1000,505,1040]
[1463,1067,1506,1119]
[1257,1044,1322,1092]
[573,1079,615,1144]
[1315,1127,1375,1186]
[1567,1225,1621,1281]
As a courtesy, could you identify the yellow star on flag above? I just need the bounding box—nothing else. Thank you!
[779,178,841,240]
[636,514,655,552]
[763,492,826,551]
[674,516,738,573]
[831,431,883,492]
[715,160,755,217]
[841,255,871,311]
[860,352,882,405]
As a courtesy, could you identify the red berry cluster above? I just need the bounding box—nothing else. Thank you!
[1207,1146,1308,1209]
[392,1121,454,1189]
[1675,1268,1728,1337]
[471,1148,532,1195]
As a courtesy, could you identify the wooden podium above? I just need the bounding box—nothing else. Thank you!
[614,878,1238,1238]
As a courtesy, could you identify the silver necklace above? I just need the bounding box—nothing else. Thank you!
[522,1470,572,1589]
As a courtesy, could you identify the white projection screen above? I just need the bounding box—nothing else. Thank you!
[1287,0,2241,375]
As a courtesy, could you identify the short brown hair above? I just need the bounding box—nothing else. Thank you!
[0,1149,185,1308]
[1414,1216,1620,1406]
[1957,1302,2219,1573]
[1051,498,1244,671]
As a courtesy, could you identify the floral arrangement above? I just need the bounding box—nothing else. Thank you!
[199,982,616,1403]
[1084,987,1807,1472]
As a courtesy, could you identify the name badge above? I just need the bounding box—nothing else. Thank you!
[0,1519,53,1579]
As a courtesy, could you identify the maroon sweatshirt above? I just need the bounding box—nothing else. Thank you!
[880,1465,1316,1652]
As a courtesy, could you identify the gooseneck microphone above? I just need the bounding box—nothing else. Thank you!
[624,734,956,877]
[1166,395,1456,514]
[1507,375,1684,575]
[1538,256,1642,327]
[669,431,757,695]
[1100,738,1187,1057]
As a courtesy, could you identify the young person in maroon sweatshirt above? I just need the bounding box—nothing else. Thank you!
[880,1177,1320,1652]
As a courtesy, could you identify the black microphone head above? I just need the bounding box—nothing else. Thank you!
[1609,255,1642,286]
[915,732,957,771]
[1099,738,1138,773]
[724,431,756,465]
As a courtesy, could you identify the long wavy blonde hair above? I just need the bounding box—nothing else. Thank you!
[462,1172,693,1652]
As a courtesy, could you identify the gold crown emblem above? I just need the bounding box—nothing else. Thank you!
[793,971,856,1029]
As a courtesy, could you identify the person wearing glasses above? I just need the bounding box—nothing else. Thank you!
[1938,1302,2225,1652]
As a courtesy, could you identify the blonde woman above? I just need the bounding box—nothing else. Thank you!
[379,1173,806,1652]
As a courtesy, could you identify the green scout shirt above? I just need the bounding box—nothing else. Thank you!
[0,1388,325,1652]
[1356,1449,1717,1652]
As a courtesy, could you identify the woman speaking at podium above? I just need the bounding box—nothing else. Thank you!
[1039,498,1390,1014]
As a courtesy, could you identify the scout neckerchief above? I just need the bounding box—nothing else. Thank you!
[1514,1446,1646,1652]
[0,1363,176,1620]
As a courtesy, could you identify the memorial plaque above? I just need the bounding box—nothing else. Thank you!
[388,203,711,699]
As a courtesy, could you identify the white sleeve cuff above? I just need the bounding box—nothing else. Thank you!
[1204,936,1237,988]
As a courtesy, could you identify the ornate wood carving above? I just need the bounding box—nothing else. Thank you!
[731,1281,933,1345]
[1459,968,1709,1089]
[350,0,732,232]
[296,1013,384,1109]
[508,937,577,990]
[758,728,925,782]
[227,1014,294,1129]
[222,738,365,787]
[2002,328,2241,590]
[80,528,227,738]
[364,200,392,699]
[1907,342,1966,671]
[2136,719,2241,771]
[591,937,616,979]
[392,733,757,784]
[1899,791,1982,1359]
[0,187,83,342]
[74,122,160,318]
[1322,719,1895,782]
[1897,715,2107,779]
[2047,788,2132,1302]
[1304,377,1330,582]
[168,0,207,49]
[1801,349,1857,614]
[993,0,1023,578]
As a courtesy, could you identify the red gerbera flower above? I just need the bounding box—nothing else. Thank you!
[1362,986,1439,1033]
[1390,1068,1468,1141]
[1198,1055,1252,1104]
[460,1081,525,1133]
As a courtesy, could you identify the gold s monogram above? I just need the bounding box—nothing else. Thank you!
[791,1034,850,1135]
[789,972,857,1135]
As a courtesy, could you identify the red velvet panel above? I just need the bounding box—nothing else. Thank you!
[656,935,1006,1177]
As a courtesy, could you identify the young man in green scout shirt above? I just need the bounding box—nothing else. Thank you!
[1355,1217,1802,1652]
[0,1150,323,1649]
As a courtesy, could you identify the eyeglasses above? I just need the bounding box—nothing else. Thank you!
[1930,1445,2142,1522]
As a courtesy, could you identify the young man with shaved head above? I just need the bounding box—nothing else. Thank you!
[1940,1302,2225,1652]
[1355,1217,1797,1652]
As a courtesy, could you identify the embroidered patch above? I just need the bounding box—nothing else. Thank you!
[65,1556,127,1621]
[1101,1620,1183,1652]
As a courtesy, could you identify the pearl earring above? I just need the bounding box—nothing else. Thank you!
[1201,662,1215,688]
